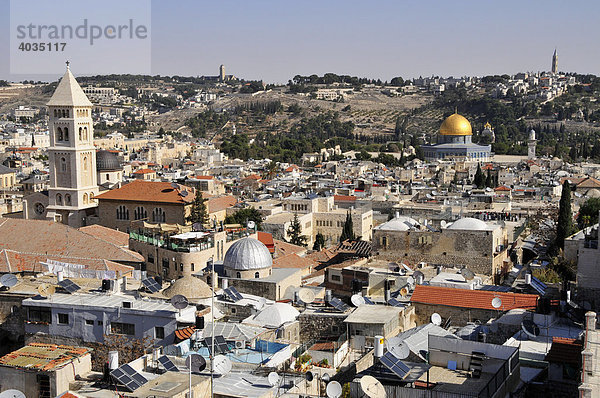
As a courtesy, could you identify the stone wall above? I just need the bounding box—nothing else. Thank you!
[412,302,499,328]
[0,293,30,356]
[299,312,348,342]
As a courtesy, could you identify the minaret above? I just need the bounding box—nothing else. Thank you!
[528,129,537,160]
[552,49,558,74]
[45,62,98,227]
[219,64,226,82]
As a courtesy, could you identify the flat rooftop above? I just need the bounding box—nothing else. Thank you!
[0,343,91,371]
[344,305,404,324]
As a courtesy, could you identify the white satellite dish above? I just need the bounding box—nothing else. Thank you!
[360,375,387,398]
[386,337,409,359]
[431,313,442,326]
[461,268,475,281]
[326,381,343,398]
[322,373,331,383]
[0,274,18,288]
[213,355,232,375]
[268,371,280,386]
[0,390,26,398]
[37,283,55,297]
[247,220,256,230]
[351,294,366,307]
[492,297,502,309]
[298,288,315,304]
[440,220,447,228]
[406,276,415,286]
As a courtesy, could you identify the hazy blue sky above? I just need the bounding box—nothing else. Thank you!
[1,0,599,83]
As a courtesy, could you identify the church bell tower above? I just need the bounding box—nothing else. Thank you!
[45,62,98,227]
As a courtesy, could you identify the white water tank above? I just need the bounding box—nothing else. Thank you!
[525,273,532,284]
[222,278,228,289]
[57,270,64,282]
[374,335,384,358]
[108,351,119,370]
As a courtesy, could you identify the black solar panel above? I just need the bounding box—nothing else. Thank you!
[223,287,241,302]
[203,337,226,355]
[380,352,411,379]
[142,277,161,293]
[158,355,179,372]
[110,364,148,391]
[363,297,375,305]
[329,297,350,312]
[214,335,229,353]
[387,298,405,308]
[530,277,547,295]
[58,279,81,293]
[480,285,511,292]
[229,286,243,300]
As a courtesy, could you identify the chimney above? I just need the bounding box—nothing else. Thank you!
[121,276,127,293]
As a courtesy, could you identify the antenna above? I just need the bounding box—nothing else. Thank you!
[326,381,343,398]
[491,297,502,309]
[0,274,18,288]
[171,294,189,310]
[268,371,280,386]
[431,313,442,326]
[298,288,315,305]
[351,294,366,307]
[37,283,55,297]
[360,375,387,398]
[212,355,232,375]
[461,268,475,281]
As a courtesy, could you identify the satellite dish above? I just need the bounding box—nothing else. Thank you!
[306,371,314,382]
[322,373,331,383]
[247,220,256,230]
[37,283,55,297]
[268,371,280,386]
[406,276,415,286]
[440,220,447,228]
[386,337,409,359]
[326,381,343,398]
[360,375,387,398]
[298,288,315,304]
[461,268,475,281]
[431,313,442,326]
[186,353,207,373]
[399,287,408,298]
[171,294,189,309]
[521,319,540,339]
[351,294,366,307]
[0,390,26,398]
[492,297,502,309]
[0,274,18,288]
[213,355,232,375]
[192,222,203,231]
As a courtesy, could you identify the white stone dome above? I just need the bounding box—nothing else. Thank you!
[247,302,299,328]
[447,217,488,231]
[223,237,273,270]
[162,275,212,300]
[376,216,420,231]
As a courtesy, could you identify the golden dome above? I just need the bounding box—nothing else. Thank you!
[439,113,472,136]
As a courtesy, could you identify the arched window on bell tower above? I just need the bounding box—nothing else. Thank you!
[57,127,63,141]
[64,127,69,141]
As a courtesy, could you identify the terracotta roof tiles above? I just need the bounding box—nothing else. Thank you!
[95,180,194,204]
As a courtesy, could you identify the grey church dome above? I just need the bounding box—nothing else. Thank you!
[224,238,273,270]
[96,150,121,171]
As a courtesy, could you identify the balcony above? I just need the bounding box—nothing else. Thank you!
[129,230,215,253]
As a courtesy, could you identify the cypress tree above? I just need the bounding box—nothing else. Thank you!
[340,211,356,242]
[187,190,208,229]
[556,180,574,249]
[287,213,307,247]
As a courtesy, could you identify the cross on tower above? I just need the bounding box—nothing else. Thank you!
[66,60,70,69]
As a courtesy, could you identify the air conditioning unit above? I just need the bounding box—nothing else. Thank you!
[122,301,133,309]
[235,340,246,349]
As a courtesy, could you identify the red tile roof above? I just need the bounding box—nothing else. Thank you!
[257,231,275,254]
[207,196,237,214]
[79,224,130,247]
[545,337,582,365]
[95,180,194,204]
[273,253,317,270]
[495,186,511,192]
[410,285,538,311]
[334,195,357,201]
[133,168,155,174]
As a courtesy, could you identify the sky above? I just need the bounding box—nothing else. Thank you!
[0,0,599,84]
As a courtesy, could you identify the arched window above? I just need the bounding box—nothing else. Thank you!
[57,127,63,141]
[117,205,129,220]
[152,207,166,223]
[236,272,241,279]
[60,157,67,172]
[64,127,69,141]
[134,206,147,220]
[65,194,71,205]
[79,127,83,141]
[83,127,88,141]
[83,156,88,171]
[106,173,110,181]
[56,194,62,205]
[83,193,88,204]
[254,272,260,279]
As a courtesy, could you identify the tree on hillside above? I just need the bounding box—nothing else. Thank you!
[577,197,600,229]
[313,232,325,251]
[187,190,209,229]
[473,163,485,188]
[340,211,356,242]
[556,180,574,249]
[287,213,307,247]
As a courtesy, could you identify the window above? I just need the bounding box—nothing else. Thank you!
[86,319,94,325]
[191,263,195,272]
[148,254,154,264]
[134,206,147,220]
[331,274,341,282]
[79,127,83,141]
[117,205,130,220]
[83,193,88,204]
[231,308,236,314]
[64,127,69,141]
[111,322,135,336]
[28,307,51,323]
[236,272,241,279]
[56,194,63,206]
[255,272,260,278]
[58,313,69,324]
[97,320,103,326]
[152,207,166,223]
[155,326,165,339]
[57,127,63,141]
[60,157,67,172]
[65,194,71,205]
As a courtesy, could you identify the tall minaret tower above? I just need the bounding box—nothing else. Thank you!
[552,49,558,74]
[528,129,537,160]
[219,64,226,82]
[45,62,98,227]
